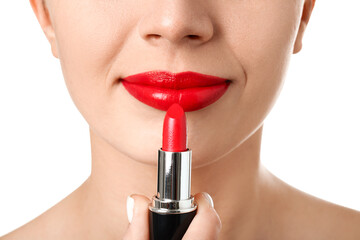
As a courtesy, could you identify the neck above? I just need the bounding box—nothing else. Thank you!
[77,125,265,239]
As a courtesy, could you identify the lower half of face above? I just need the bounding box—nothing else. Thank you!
[50,0,302,167]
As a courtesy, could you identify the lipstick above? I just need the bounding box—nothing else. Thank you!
[149,103,197,240]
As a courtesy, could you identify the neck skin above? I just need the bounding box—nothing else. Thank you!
[73,124,274,239]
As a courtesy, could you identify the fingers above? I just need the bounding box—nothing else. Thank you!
[122,192,222,240]
[122,194,151,240]
[182,192,222,240]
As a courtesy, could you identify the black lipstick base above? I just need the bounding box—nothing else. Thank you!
[149,209,197,240]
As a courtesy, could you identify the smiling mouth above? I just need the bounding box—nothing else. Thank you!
[120,70,231,112]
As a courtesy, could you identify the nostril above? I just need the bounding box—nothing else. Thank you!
[188,35,200,39]
[148,34,161,40]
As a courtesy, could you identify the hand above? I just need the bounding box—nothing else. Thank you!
[122,192,222,240]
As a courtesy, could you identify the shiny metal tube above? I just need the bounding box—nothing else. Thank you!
[149,148,197,214]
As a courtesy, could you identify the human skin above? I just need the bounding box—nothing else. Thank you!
[2,0,360,239]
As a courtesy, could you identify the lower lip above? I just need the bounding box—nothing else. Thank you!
[121,81,230,112]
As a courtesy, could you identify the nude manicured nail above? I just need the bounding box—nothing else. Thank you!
[126,196,134,223]
[202,192,214,208]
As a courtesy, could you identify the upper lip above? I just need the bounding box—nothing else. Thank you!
[122,70,230,89]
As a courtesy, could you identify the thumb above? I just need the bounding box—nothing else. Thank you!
[122,194,151,240]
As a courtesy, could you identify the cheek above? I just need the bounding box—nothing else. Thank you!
[221,0,301,115]
[189,1,302,165]
[51,1,138,124]
[50,1,166,165]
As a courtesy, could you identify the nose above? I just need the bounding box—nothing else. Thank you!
[138,1,214,47]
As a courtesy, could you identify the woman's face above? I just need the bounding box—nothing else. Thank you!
[40,0,308,167]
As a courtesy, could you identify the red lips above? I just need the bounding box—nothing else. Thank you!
[121,71,230,112]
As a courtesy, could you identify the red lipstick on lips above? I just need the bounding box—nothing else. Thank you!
[122,70,230,112]
[149,103,197,240]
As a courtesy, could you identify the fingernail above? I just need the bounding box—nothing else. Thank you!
[126,195,134,223]
[202,192,214,208]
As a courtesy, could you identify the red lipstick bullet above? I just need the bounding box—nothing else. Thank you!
[149,103,197,240]
[162,103,187,152]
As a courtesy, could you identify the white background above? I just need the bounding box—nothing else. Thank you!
[0,0,359,236]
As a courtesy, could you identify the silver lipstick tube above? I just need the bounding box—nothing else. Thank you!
[149,148,197,214]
